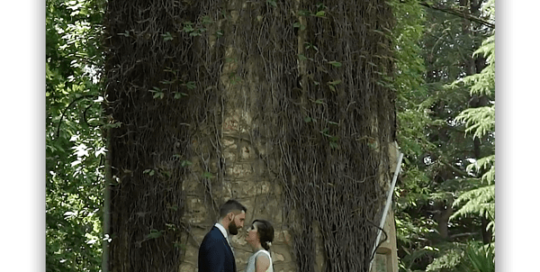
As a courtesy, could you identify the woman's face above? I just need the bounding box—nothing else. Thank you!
[245,223,259,244]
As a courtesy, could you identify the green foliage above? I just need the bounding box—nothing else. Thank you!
[453,36,495,97]
[266,0,277,8]
[425,243,466,272]
[449,1,495,239]
[425,242,494,272]
[465,243,495,272]
[46,0,105,271]
[315,11,325,17]
[146,229,163,240]
[455,106,495,140]
[451,185,494,221]
[328,61,342,67]
[466,154,495,184]
[162,32,173,41]
[394,0,496,271]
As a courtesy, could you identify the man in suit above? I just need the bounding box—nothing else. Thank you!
[198,199,247,272]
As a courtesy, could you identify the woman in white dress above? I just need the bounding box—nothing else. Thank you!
[244,219,274,272]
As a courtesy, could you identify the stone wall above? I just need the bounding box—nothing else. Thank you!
[179,140,401,272]
[178,102,297,272]
[178,2,400,271]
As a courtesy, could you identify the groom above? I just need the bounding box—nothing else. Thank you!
[198,199,247,272]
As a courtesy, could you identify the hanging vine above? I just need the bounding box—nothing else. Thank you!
[103,0,396,271]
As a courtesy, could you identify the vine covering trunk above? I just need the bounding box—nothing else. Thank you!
[103,0,396,271]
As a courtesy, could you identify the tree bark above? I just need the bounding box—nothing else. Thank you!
[434,198,453,240]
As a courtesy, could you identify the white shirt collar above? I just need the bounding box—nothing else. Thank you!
[214,223,228,239]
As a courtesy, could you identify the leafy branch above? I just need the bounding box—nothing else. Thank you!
[402,1,496,29]
[55,94,96,140]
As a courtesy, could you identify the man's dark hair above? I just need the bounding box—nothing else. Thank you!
[219,199,247,218]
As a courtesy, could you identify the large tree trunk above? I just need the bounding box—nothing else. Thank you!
[103,1,397,272]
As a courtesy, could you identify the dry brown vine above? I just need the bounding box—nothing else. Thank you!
[104,0,396,271]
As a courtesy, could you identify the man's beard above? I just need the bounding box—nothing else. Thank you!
[229,220,239,235]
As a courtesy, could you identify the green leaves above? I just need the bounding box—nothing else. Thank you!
[150,81,194,99]
[455,106,495,140]
[146,229,162,239]
[150,87,164,99]
[328,61,342,67]
[162,32,173,41]
[320,126,340,150]
[465,243,495,272]
[201,15,213,25]
[174,92,187,99]
[185,81,196,90]
[451,185,495,221]
[297,54,307,61]
[298,10,311,17]
[327,79,341,92]
[466,155,495,184]
[180,160,192,167]
[143,169,155,176]
[183,22,195,33]
[46,0,105,270]
[160,79,175,85]
[293,22,306,31]
[304,42,318,51]
[266,0,277,8]
[320,127,330,136]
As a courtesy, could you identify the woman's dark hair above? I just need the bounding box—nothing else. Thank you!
[253,219,274,251]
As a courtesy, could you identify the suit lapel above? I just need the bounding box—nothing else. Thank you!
[223,237,237,271]
[213,226,236,271]
[223,237,234,255]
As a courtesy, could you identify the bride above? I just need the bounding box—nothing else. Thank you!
[244,219,274,272]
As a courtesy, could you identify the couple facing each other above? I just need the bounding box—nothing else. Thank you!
[198,199,274,272]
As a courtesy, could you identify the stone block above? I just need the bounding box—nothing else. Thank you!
[271,250,286,262]
[185,197,207,224]
[178,261,196,272]
[240,145,251,160]
[223,116,240,132]
[273,262,297,272]
[229,179,272,197]
[273,229,292,245]
[226,163,254,178]
[268,244,292,263]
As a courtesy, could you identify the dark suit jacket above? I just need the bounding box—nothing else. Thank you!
[198,226,236,272]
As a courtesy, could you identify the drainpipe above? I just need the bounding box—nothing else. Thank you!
[102,125,112,272]
[369,152,404,271]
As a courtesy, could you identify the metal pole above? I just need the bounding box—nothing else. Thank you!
[369,152,404,271]
[101,126,112,272]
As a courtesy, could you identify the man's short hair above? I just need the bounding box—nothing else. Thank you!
[219,199,247,218]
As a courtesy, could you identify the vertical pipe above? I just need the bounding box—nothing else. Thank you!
[369,152,403,271]
[101,126,112,272]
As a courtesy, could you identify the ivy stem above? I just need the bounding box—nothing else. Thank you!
[55,94,95,140]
